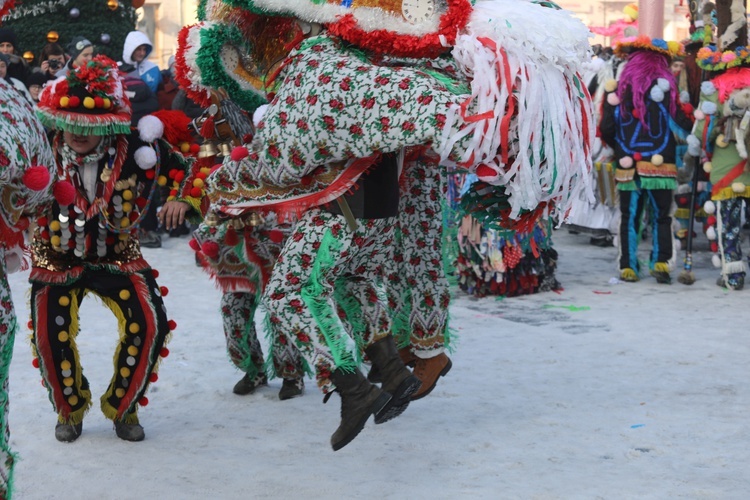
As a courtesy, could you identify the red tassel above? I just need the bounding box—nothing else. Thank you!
[224,226,239,246]
[200,115,215,139]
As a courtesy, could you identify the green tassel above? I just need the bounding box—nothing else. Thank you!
[332,277,366,364]
[639,178,677,191]
[617,181,638,191]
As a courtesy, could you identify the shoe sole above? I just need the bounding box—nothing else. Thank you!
[374,375,421,424]
[331,391,391,451]
[411,358,453,401]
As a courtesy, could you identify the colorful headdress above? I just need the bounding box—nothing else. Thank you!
[696,45,750,72]
[37,55,132,136]
[614,36,685,59]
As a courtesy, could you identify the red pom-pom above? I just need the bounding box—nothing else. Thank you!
[201,240,220,259]
[196,172,207,180]
[706,216,717,227]
[27,320,34,330]
[677,196,688,205]
[633,152,642,161]
[167,319,177,331]
[37,216,48,227]
[40,230,50,240]
[160,286,169,297]
[268,230,284,244]
[149,373,159,383]
[160,347,170,358]
[145,169,155,180]
[230,146,249,162]
[129,211,139,221]
[94,96,104,108]
[632,108,640,119]
[174,171,185,183]
[224,226,239,246]
[189,143,200,154]
[475,164,497,178]
[53,181,76,206]
[135,197,148,209]
[139,396,149,407]
[152,269,159,278]
[190,187,202,197]
[169,189,178,197]
[168,168,178,180]
[188,238,201,252]
[32,358,39,368]
[68,95,80,108]
[23,166,51,191]
[710,241,719,253]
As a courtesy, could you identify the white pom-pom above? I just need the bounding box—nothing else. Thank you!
[619,156,634,168]
[732,182,746,193]
[716,134,728,148]
[706,226,717,240]
[676,184,691,194]
[712,254,722,268]
[134,146,157,170]
[651,154,664,166]
[253,104,269,128]
[604,79,618,93]
[650,86,665,103]
[704,200,716,215]
[701,101,717,115]
[703,161,713,173]
[694,109,705,121]
[680,90,690,104]
[657,78,671,92]
[607,93,620,106]
[137,115,164,143]
[701,81,717,95]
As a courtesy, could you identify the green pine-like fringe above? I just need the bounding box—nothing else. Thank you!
[300,230,357,373]
[617,181,638,191]
[332,277,366,364]
[36,110,131,137]
[639,178,677,191]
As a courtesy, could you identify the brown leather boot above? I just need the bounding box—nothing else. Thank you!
[365,335,421,424]
[411,353,452,401]
[399,347,417,367]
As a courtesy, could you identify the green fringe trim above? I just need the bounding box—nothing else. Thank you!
[639,178,677,191]
[36,110,131,136]
[300,230,357,373]
[617,181,638,191]
[332,277,366,364]
[421,68,470,95]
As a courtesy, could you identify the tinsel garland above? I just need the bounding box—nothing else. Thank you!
[2,0,68,20]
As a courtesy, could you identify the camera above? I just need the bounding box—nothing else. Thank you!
[47,59,61,70]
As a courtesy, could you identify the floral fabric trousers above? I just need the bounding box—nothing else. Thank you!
[716,197,747,281]
[263,209,395,393]
[387,157,451,357]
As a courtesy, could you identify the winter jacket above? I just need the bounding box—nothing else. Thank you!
[122,31,162,94]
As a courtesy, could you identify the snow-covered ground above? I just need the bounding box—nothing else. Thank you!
[6,229,750,499]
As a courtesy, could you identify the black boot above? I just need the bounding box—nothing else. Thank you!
[114,416,145,442]
[278,377,305,400]
[365,335,422,424]
[233,370,268,395]
[55,421,83,443]
[327,368,391,451]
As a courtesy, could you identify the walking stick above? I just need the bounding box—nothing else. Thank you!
[678,153,701,284]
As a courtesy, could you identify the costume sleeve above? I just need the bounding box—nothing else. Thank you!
[600,91,618,150]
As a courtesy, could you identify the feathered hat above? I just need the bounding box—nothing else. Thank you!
[37,55,132,136]
[615,35,685,59]
[696,45,750,72]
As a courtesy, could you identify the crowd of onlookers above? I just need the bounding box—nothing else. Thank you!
[0,27,203,248]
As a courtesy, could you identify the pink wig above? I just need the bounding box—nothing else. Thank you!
[617,50,677,128]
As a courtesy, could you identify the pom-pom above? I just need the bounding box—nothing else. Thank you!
[710,241,718,253]
[230,146,249,162]
[253,104,269,127]
[732,182,746,193]
[651,154,664,166]
[619,156,634,168]
[160,347,170,358]
[706,215,717,227]
[23,166,51,191]
[138,115,165,142]
[686,134,701,157]
[607,93,620,106]
[189,143,200,154]
[650,86,665,103]
[134,146,157,170]
[715,135,728,148]
[633,152,642,161]
[139,396,149,407]
[693,109,705,121]
[656,78,671,92]
[201,240,220,259]
[149,373,159,383]
[703,200,716,215]
[53,180,76,206]
[188,238,200,251]
[701,101,717,115]
[604,79,618,93]
[701,81,716,95]
[160,286,169,297]
[68,95,80,108]
[706,225,717,240]
[167,319,177,331]
[703,161,713,173]
[190,187,202,197]
[680,91,690,104]
[152,269,159,278]
[712,254,722,268]
[268,230,284,244]
[32,358,39,368]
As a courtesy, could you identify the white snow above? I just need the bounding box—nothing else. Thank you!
[7,229,750,499]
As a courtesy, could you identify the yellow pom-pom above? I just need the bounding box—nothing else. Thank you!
[49,220,61,231]
[63,377,74,387]
[61,360,71,370]
[59,96,69,108]
[122,189,133,201]
[667,41,682,56]
[120,218,130,228]
[119,289,131,301]
[716,134,728,148]
[115,388,125,398]
[732,181,746,193]
[128,323,140,334]
[192,178,205,189]
[83,97,95,109]
[651,154,664,166]
[120,367,131,378]
[50,235,61,247]
[58,330,69,342]
[157,175,167,187]
[703,161,713,173]
[68,395,78,405]
[128,345,139,356]
[604,79,618,93]
[118,233,129,241]
[58,296,70,307]
[623,3,638,21]
[102,98,111,109]
[200,167,211,175]
[180,142,191,154]
[122,201,132,213]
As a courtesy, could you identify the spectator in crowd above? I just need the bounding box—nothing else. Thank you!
[0,27,29,84]
[157,55,179,110]
[37,42,66,82]
[0,52,32,102]
[122,31,162,94]
[57,36,93,77]
[25,70,48,104]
